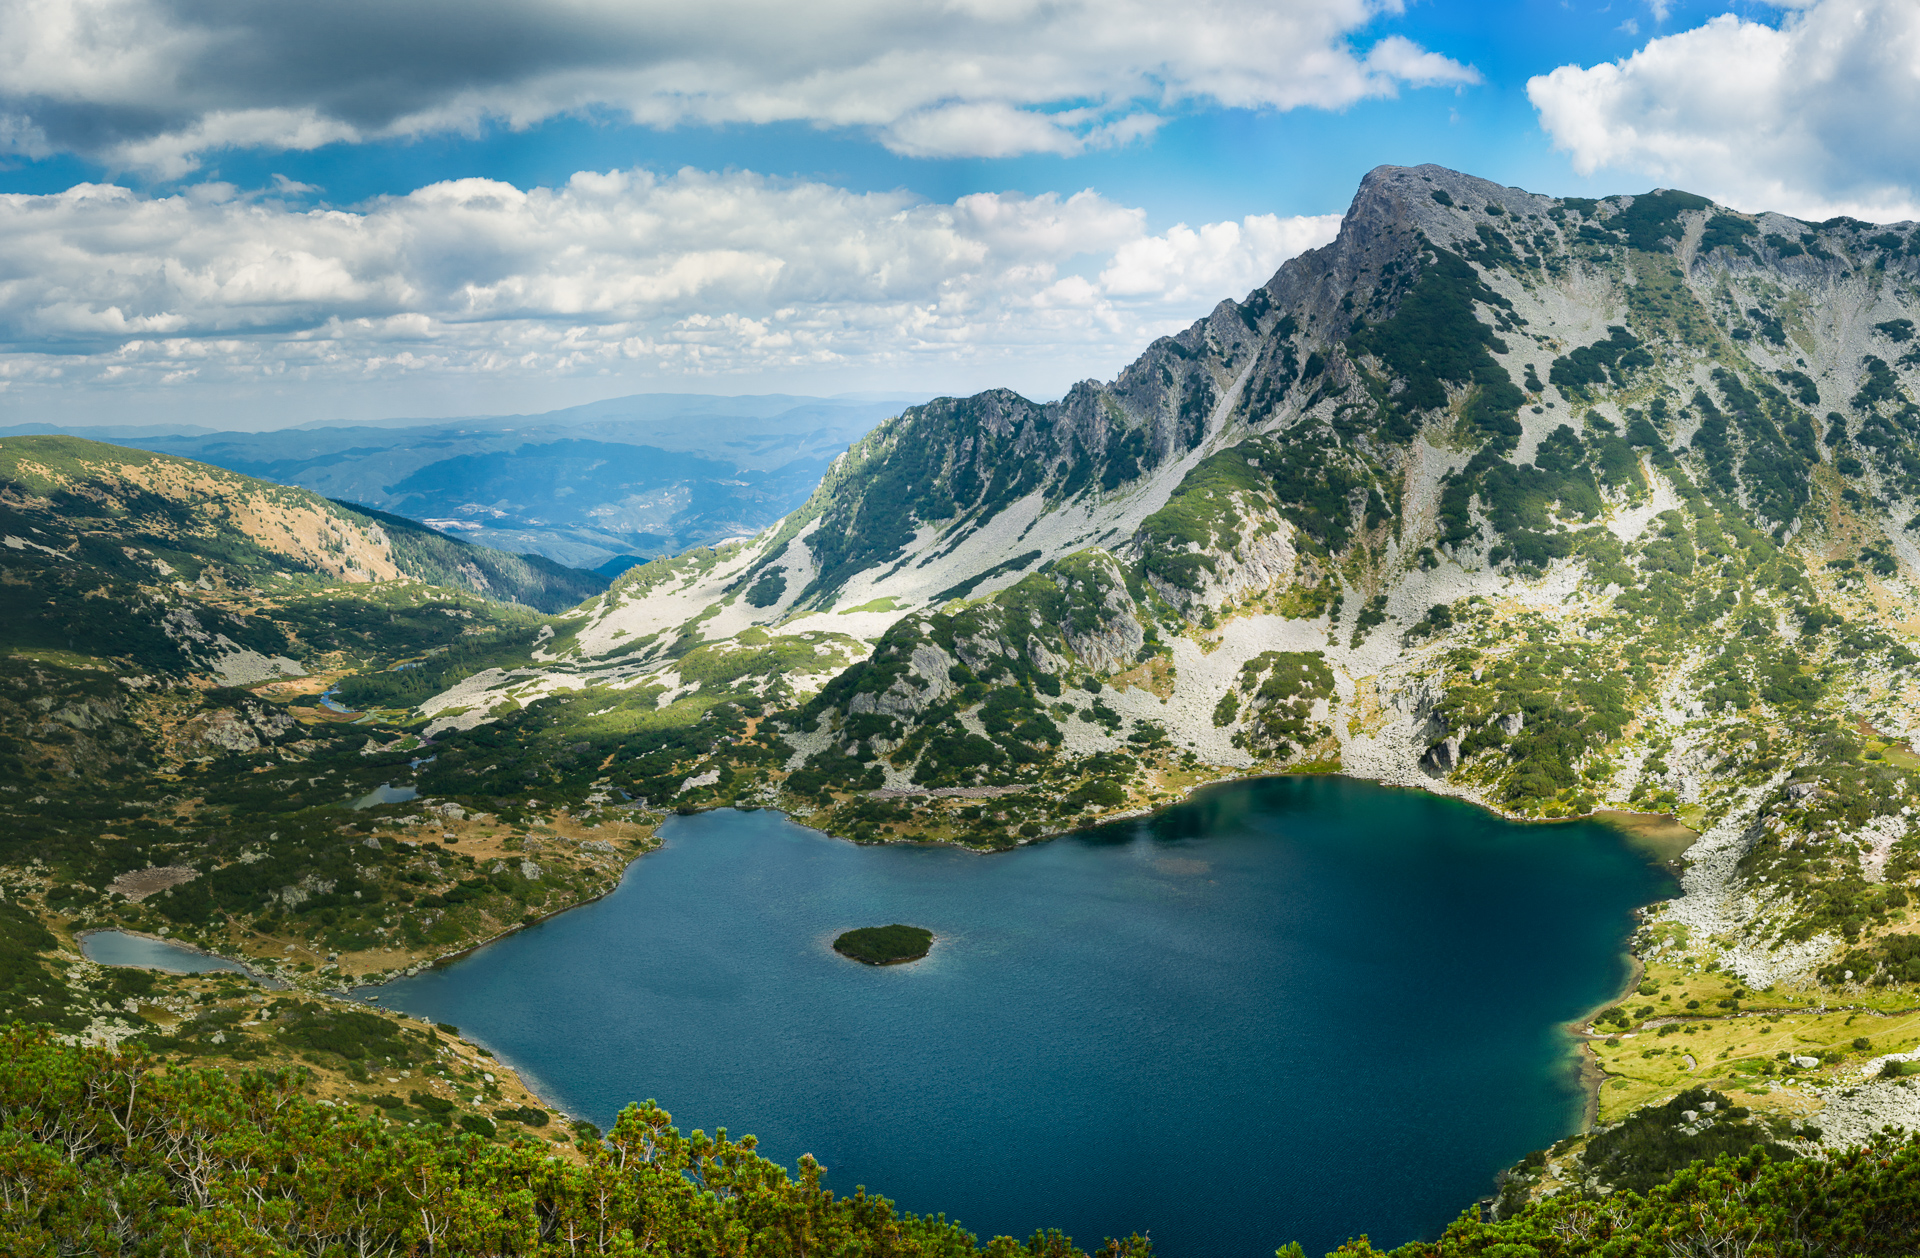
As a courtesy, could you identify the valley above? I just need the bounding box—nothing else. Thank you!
[9,391,920,571]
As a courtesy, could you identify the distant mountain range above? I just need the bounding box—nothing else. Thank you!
[1,392,924,573]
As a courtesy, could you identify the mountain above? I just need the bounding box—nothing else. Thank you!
[383,164,1920,1154]
[0,435,605,620]
[18,393,922,571]
[12,164,1920,1225]
[0,433,607,795]
[424,164,1920,835]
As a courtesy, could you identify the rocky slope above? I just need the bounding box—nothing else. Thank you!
[0,433,599,794]
[0,436,606,619]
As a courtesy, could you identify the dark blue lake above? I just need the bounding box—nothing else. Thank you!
[373,776,1673,1256]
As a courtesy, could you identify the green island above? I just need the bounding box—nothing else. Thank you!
[834,922,935,964]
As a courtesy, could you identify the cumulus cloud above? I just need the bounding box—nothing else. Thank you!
[0,168,1339,403]
[1529,0,1920,221]
[1100,215,1342,302]
[0,0,1476,173]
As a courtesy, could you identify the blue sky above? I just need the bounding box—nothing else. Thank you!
[0,1,1787,225]
[0,0,1903,427]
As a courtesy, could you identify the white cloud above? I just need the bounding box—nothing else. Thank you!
[1100,214,1344,302]
[880,104,1168,161]
[0,0,1476,174]
[1529,0,1920,221]
[109,110,363,182]
[0,111,50,159]
[0,168,1339,408]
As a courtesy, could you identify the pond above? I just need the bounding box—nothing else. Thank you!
[352,783,418,810]
[79,930,265,980]
[371,776,1673,1256]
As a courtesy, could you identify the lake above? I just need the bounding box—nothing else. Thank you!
[372,775,1673,1256]
[80,930,264,979]
[353,783,419,809]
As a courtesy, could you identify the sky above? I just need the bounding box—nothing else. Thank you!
[0,0,1915,429]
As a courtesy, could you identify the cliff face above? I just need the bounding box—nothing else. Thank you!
[420,164,1920,987]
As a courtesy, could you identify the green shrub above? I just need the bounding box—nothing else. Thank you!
[1578,1087,1792,1196]
[1067,779,1128,809]
[457,1113,497,1139]
[832,924,934,965]
[1348,247,1525,449]
[493,1104,550,1127]
[743,571,787,607]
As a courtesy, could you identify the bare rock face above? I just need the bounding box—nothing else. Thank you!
[106,866,199,902]
[1063,611,1144,677]
[176,702,296,756]
[178,708,265,754]
[1025,635,1068,676]
[849,641,959,721]
[1421,737,1462,776]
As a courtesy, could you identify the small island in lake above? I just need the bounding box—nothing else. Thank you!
[833,924,934,965]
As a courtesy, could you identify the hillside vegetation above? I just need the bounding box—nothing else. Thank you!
[0,434,633,1001]
[0,1029,1148,1257]
[12,1030,1920,1257]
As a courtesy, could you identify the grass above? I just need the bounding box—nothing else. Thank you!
[832,924,934,965]
[1,648,116,671]
[1589,957,1920,1123]
[674,631,859,687]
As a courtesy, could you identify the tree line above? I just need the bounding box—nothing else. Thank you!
[0,1027,1149,1257]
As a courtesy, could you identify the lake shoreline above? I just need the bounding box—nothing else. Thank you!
[937,772,1696,1144]
[1101,780,1696,1140]
[363,785,1666,1257]
[408,828,666,978]
[341,772,1692,1205]
[1571,951,1651,1132]
[484,777,1699,1142]
[813,766,1702,863]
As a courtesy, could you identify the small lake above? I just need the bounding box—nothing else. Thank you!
[353,783,418,810]
[372,776,1672,1256]
[80,930,255,977]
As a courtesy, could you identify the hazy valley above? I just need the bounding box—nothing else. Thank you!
[6,391,915,572]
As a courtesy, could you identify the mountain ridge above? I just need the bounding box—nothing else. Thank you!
[403,164,1920,1009]
[0,435,606,617]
